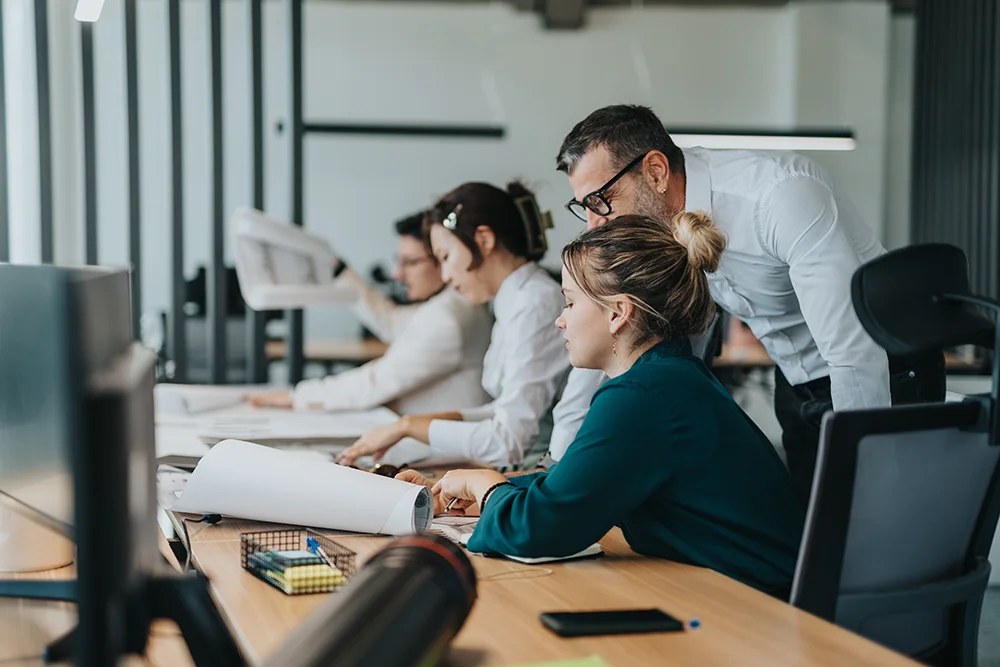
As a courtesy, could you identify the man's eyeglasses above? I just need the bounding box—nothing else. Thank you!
[396,255,435,270]
[565,152,648,223]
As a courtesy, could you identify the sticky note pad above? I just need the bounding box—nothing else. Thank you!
[259,563,346,595]
[507,657,610,667]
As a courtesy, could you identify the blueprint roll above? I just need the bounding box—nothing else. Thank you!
[262,534,477,667]
[164,440,432,536]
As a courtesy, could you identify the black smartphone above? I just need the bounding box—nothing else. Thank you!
[539,609,684,637]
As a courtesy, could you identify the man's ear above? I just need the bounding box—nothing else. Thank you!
[642,150,672,194]
[474,226,497,257]
[608,295,635,336]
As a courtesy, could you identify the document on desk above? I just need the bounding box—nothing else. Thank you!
[162,439,433,535]
[154,383,272,415]
[184,407,397,445]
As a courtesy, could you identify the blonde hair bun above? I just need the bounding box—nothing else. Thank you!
[671,210,726,273]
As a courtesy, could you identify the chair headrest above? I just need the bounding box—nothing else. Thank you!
[851,244,995,356]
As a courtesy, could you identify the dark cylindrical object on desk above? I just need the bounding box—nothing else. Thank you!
[262,534,477,667]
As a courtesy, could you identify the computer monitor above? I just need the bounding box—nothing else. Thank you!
[0,265,162,665]
[0,265,134,535]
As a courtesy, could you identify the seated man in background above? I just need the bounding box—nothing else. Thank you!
[250,211,493,414]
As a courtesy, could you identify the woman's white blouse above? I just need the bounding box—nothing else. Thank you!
[428,263,571,466]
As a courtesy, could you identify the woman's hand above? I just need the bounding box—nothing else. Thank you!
[337,420,407,466]
[432,469,507,516]
[396,469,452,515]
[247,391,294,409]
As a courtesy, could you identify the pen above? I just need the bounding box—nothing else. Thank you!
[306,536,339,571]
[444,497,459,512]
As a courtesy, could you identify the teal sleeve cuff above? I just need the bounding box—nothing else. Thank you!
[466,483,519,554]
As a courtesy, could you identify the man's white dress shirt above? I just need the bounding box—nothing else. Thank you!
[685,147,889,411]
[293,269,493,415]
[547,147,890,461]
[428,263,572,466]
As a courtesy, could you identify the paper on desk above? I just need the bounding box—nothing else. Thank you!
[154,384,273,416]
[164,440,433,535]
[192,407,400,445]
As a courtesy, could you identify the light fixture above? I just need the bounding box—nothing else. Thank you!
[74,0,106,22]
[667,128,856,152]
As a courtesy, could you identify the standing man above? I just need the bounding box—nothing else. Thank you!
[552,104,944,503]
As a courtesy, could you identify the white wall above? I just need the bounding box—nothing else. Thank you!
[18,0,907,341]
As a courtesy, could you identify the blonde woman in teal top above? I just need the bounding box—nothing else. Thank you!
[404,213,804,595]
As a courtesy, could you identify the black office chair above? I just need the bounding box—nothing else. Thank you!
[790,243,1000,667]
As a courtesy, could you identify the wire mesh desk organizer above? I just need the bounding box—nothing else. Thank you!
[241,529,356,595]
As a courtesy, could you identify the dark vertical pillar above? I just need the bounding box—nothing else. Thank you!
[81,22,97,265]
[247,0,268,384]
[287,0,305,383]
[124,0,141,336]
[208,0,227,383]
[912,0,1000,298]
[34,0,52,264]
[168,0,187,382]
[0,1,8,262]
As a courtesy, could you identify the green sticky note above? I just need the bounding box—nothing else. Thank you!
[507,657,610,667]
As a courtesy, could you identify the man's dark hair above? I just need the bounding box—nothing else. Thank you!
[394,211,427,240]
[556,105,685,178]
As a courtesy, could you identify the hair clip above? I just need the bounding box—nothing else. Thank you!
[442,204,463,230]
[514,196,554,255]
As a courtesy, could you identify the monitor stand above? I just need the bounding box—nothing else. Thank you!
[0,573,244,666]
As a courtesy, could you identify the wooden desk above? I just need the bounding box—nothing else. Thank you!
[265,338,388,367]
[174,515,919,667]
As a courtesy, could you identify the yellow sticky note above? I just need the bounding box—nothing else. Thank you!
[506,657,610,667]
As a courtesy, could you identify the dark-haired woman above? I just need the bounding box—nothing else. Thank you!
[339,182,570,468]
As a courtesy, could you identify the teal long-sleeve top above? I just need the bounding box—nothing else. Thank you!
[466,339,805,595]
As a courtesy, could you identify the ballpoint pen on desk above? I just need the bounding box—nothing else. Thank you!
[306,536,340,572]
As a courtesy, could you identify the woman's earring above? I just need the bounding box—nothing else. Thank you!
[659,187,667,195]
[612,333,618,356]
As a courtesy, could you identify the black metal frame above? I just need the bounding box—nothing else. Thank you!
[0,0,9,263]
[168,0,187,382]
[124,0,142,336]
[81,22,98,265]
[246,0,268,383]
[303,122,505,138]
[34,0,53,263]
[208,0,228,384]
[286,0,306,384]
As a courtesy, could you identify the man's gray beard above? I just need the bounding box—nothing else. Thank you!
[630,180,678,223]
